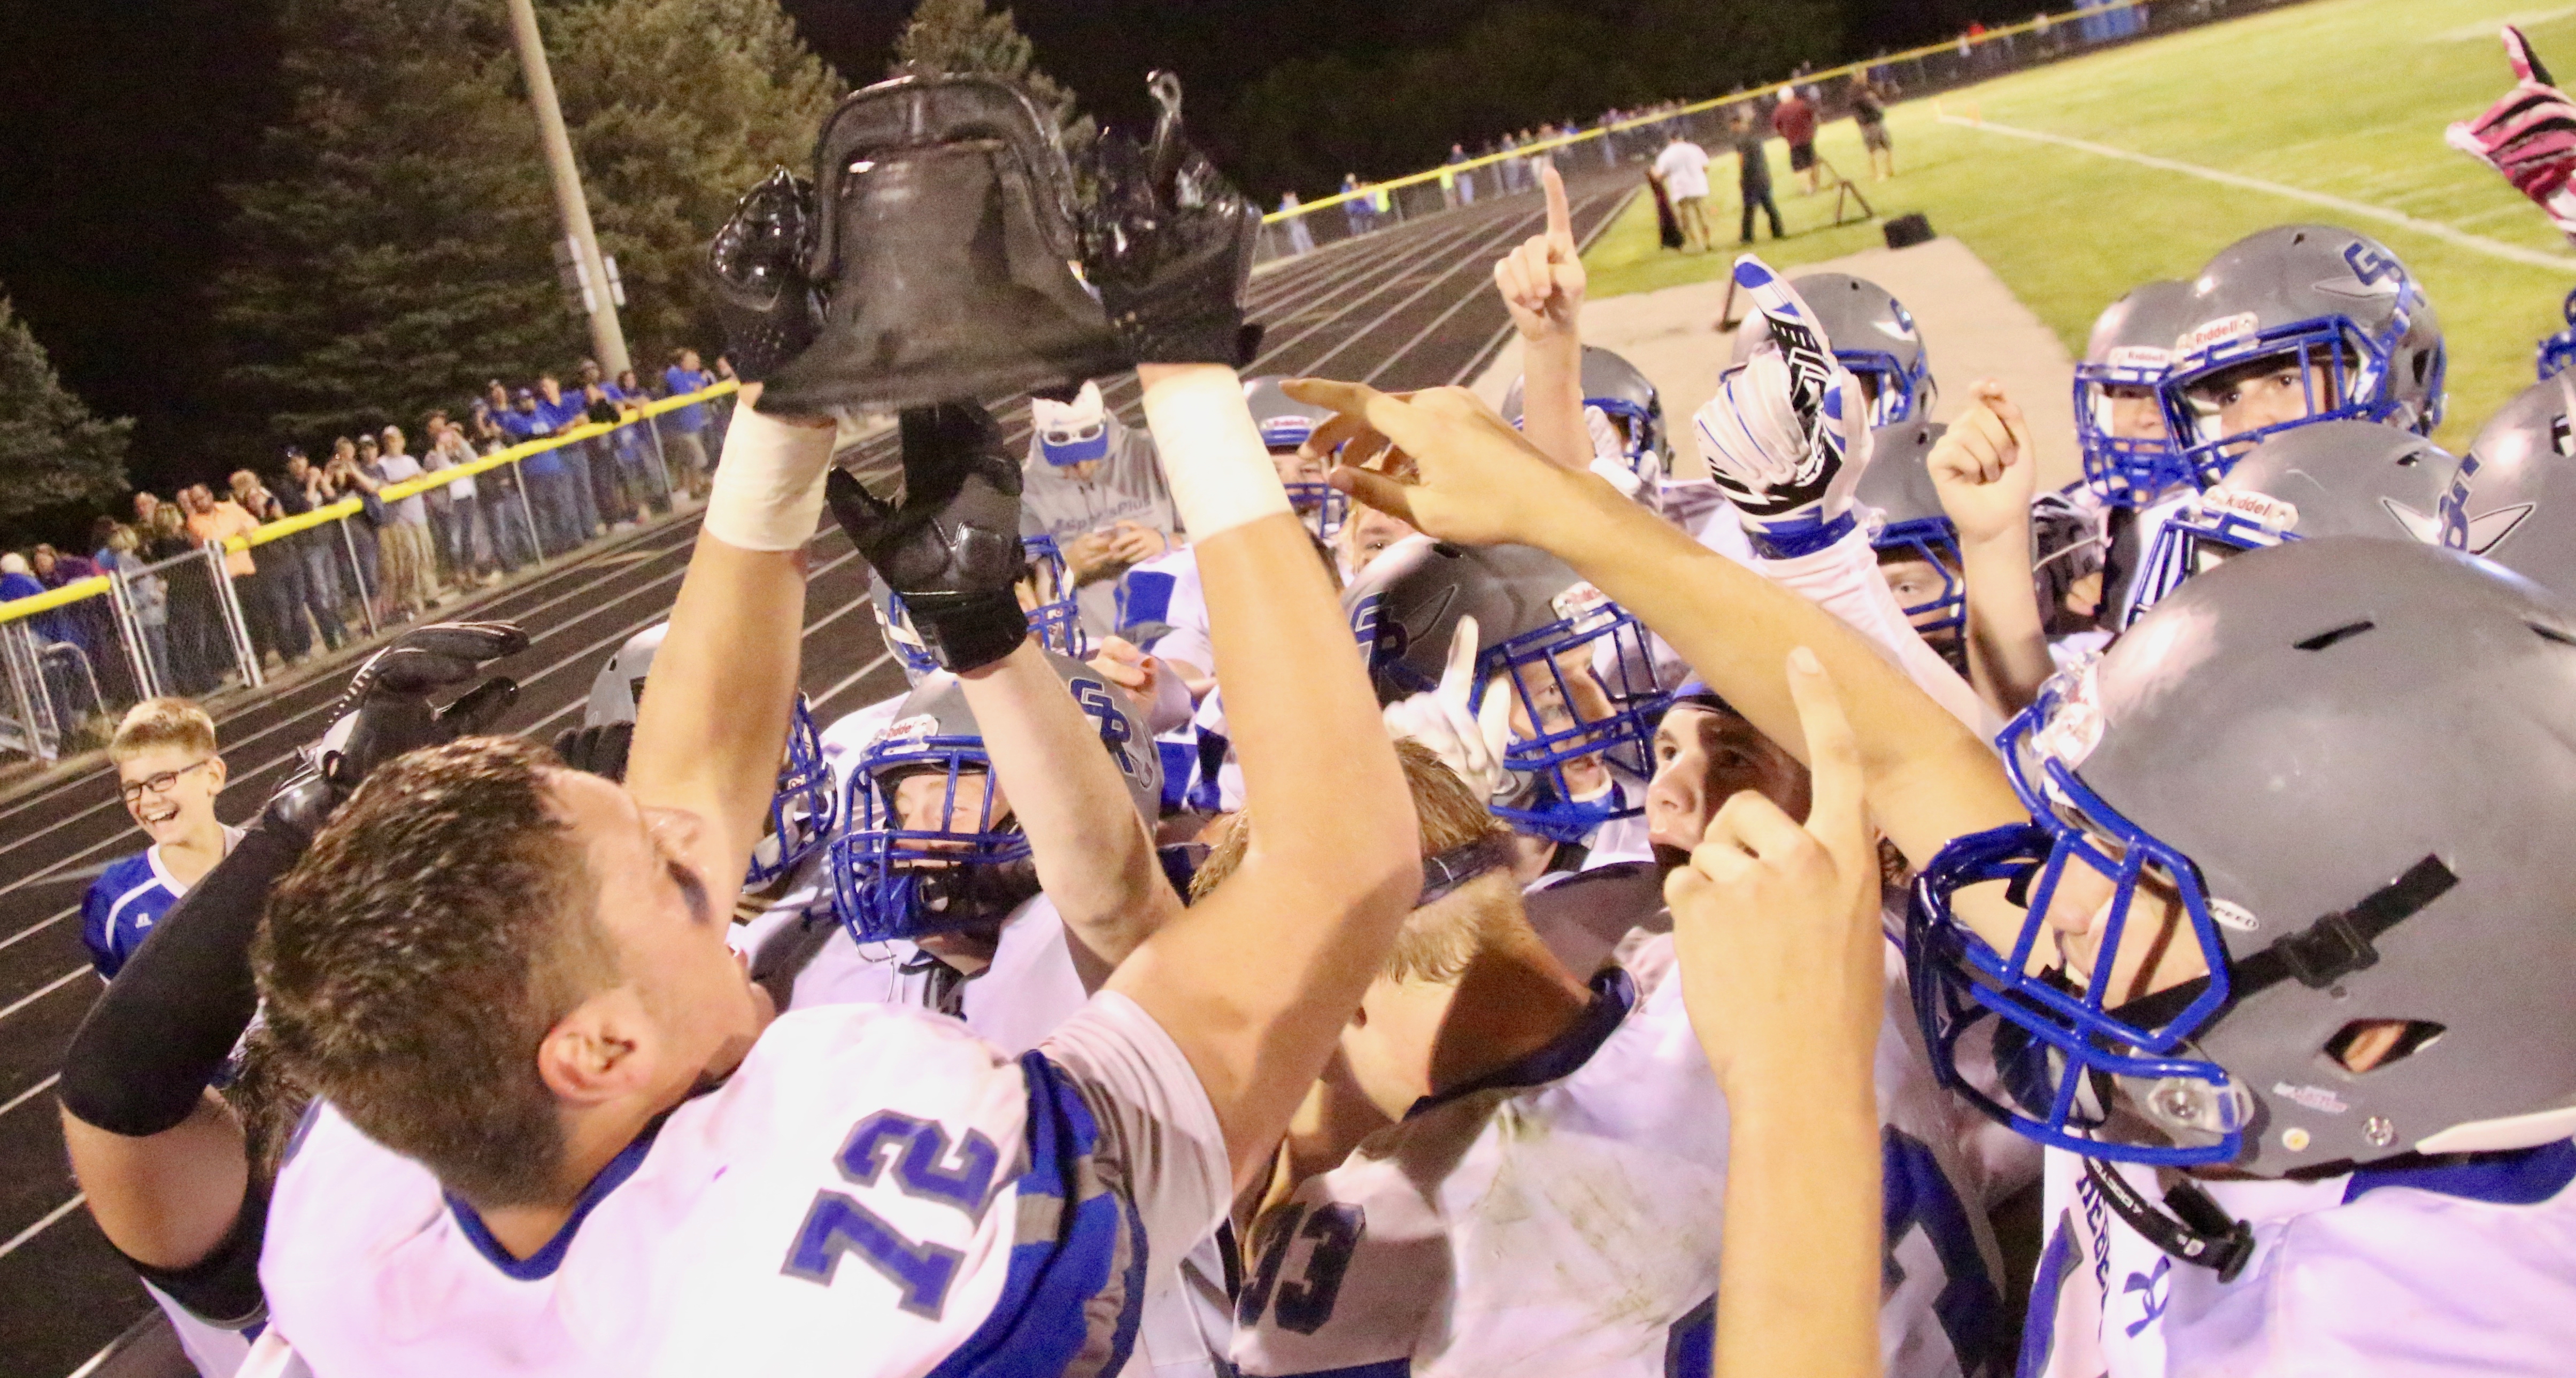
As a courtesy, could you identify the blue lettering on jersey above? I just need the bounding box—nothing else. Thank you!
[783,1190,967,1317]
[1117,570,1178,633]
[2122,1256,2171,1338]
[1664,1294,1715,1378]
[836,1110,1004,1222]
[2017,1211,2079,1378]
[1882,1127,2010,1377]
[1239,1203,1366,1336]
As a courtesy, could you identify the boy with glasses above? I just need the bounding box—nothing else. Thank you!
[83,698,240,981]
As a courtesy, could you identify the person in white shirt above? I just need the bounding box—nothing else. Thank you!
[1651,133,1715,252]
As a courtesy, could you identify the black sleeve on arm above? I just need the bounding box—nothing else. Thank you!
[59,819,302,1137]
[120,1174,271,1329]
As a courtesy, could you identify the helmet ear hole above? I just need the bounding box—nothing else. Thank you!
[2325,1018,2445,1074]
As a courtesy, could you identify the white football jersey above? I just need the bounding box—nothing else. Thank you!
[1229,935,2013,1378]
[2020,1139,2576,1377]
[1119,548,1213,679]
[264,1003,1181,1378]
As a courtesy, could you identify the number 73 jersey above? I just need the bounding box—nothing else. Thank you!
[1229,943,2014,1378]
[262,1004,1154,1378]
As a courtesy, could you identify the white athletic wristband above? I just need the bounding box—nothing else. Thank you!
[705,406,836,552]
[1139,366,1292,539]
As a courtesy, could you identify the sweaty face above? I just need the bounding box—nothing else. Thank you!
[2103,383,2166,442]
[1877,554,1954,634]
[1645,703,1809,855]
[558,771,770,1093]
[117,745,222,845]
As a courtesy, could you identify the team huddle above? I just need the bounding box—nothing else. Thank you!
[50,28,2576,1378]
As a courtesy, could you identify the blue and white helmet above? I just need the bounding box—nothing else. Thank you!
[1498,346,1670,485]
[584,622,835,888]
[2157,224,2446,487]
[1344,536,1671,843]
[2074,280,2197,506]
[1244,374,1349,538]
[2538,289,2576,383]
[1855,420,1964,667]
[2127,420,2457,618]
[1731,272,1935,427]
[870,535,1089,682]
[829,651,1160,943]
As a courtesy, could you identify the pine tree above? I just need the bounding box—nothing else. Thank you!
[888,0,1094,153]
[545,0,843,365]
[0,294,132,524]
[212,0,581,446]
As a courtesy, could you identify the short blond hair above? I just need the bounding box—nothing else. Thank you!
[111,697,217,764]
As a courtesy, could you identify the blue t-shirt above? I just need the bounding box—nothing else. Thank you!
[80,831,238,979]
[661,367,716,432]
[504,407,566,477]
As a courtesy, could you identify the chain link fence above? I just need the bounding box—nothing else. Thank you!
[0,378,738,768]
[1255,0,2323,262]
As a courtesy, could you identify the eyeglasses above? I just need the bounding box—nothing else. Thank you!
[120,759,213,805]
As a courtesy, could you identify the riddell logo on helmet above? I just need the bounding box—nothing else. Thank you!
[871,714,938,750]
[2105,345,2170,370]
[2173,313,2258,358]
[2201,486,2300,531]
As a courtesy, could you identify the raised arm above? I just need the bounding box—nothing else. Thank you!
[1494,165,1590,473]
[1931,383,2055,716]
[1299,379,2021,883]
[824,404,1180,990]
[623,384,829,902]
[1107,365,1420,1187]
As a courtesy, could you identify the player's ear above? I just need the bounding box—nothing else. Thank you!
[536,990,650,1105]
[204,755,227,795]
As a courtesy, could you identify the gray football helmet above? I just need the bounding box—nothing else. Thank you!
[1344,536,1670,843]
[2075,280,2197,505]
[584,623,834,888]
[2158,224,2446,486]
[1244,374,1348,537]
[2127,420,2459,617]
[829,650,1160,942]
[1911,536,2576,1182]
[1731,272,1934,425]
[1499,345,1670,483]
[2447,371,2573,591]
[1855,420,1965,662]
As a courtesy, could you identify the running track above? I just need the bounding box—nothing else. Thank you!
[0,168,1635,1374]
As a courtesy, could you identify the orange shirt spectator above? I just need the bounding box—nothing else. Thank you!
[183,487,259,579]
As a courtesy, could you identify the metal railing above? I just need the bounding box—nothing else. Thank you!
[0,378,738,765]
[1254,0,2320,261]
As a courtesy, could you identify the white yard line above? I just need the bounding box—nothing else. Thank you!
[1938,114,2576,272]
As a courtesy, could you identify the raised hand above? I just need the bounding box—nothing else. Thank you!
[273,621,528,845]
[1693,258,1875,558]
[1495,165,1586,342]
[1380,614,1511,801]
[826,403,1029,673]
[2448,27,2576,244]
[1927,379,2040,547]
[706,168,824,384]
[1082,72,1265,366]
[1665,647,1880,1095]
[1285,378,1571,548]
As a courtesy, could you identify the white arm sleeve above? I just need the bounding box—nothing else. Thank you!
[1754,527,2001,740]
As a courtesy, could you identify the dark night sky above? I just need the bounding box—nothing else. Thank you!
[0,0,2011,501]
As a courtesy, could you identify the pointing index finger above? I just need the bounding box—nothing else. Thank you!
[1784,647,1868,878]
[1542,164,1573,245]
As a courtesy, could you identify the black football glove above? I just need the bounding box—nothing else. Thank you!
[265,621,528,847]
[708,167,825,383]
[826,403,1029,673]
[551,721,635,783]
[1081,72,1264,367]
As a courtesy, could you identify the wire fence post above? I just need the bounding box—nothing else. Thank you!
[1,623,61,763]
[337,520,380,639]
[106,570,159,700]
[513,454,547,568]
[209,546,264,690]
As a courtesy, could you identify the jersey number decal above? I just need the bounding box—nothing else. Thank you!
[780,1110,1002,1317]
[1237,1202,1364,1335]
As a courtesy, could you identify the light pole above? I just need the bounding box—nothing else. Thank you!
[503,0,631,376]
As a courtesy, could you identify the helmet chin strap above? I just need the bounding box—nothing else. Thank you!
[2082,1156,2256,1282]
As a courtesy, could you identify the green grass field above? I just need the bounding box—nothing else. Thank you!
[1582,0,2576,448]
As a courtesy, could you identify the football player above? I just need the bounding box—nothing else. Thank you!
[2433,370,2575,591]
[1728,271,1938,428]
